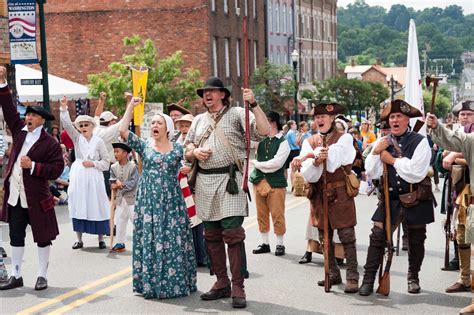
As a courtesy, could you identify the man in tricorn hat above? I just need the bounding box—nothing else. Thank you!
[360,99,434,296]
[0,66,64,291]
[184,76,269,308]
[249,111,290,257]
[296,102,360,293]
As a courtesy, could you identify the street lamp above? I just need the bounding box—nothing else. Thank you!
[291,49,299,124]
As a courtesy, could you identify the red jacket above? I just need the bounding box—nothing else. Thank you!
[0,86,64,244]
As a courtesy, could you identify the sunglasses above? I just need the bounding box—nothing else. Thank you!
[79,124,91,128]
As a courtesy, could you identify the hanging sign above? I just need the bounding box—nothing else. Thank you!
[8,0,39,64]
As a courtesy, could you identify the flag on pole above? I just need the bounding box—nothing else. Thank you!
[405,19,425,134]
[131,68,148,126]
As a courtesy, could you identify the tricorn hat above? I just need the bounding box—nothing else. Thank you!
[375,120,390,130]
[25,106,55,121]
[452,100,473,116]
[380,99,422,122]
[336,114,351,123]
[312,102,346,116]
[112,142,132,153]
[266,111,283,131]
[167,103,191,116]
[196,77,231,98]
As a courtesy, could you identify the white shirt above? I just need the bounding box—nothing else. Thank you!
[365,136,431,184]
[300,133,356,183]
[8,125,42,208]
[253,133,290,173]
[94,117,121,163]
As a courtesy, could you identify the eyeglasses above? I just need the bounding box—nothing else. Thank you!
[79,124,90,128]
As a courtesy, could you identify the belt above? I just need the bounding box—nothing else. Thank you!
[198,165,235,175]
[197,164,239,195]
[317,180,346,190]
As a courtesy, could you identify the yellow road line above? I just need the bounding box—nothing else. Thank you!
[46,278,132,315]
[17,267,131,315]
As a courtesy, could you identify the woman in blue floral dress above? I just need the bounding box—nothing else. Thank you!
[120,97,197,299]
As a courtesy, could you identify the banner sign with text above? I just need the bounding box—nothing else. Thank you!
[8,0,38,64]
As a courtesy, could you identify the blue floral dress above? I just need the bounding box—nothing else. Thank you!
[127,132,197,299]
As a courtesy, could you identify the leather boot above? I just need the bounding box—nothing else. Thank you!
[360,226,385,296]
[200,228,231,300]
[223,227,247,308]
[407,227,426,294]
[460,299,474,314]
[338,227,359,292]
[318,229,341,286]
[446,245,472,293]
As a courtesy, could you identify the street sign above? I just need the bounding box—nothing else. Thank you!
[21,78,42,85]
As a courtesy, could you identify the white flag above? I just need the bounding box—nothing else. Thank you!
[405,19,425,134]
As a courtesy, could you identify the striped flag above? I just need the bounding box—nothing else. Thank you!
[178,172,201,228]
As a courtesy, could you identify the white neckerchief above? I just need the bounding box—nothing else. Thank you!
[78,133,100,160]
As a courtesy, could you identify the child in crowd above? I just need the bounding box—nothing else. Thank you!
[110,143,138,252]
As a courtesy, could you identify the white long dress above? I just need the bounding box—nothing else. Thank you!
[60,109,110,234]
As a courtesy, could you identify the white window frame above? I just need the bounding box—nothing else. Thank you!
[268,0,273,32]
[212,37,218,77]
[225,38,230,77]
[253,0,256,18]
[235,0,240,16]
[236,40,241,77]
[224,0,228,14]
[211,0,216,11]
[275,1,280,33]
[288,6,292,35]
[282,4,287,34]
[244,0,248,16]
[253,41,258,70]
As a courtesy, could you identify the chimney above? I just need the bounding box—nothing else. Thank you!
[350,58,355,67]
[376,58,382,66]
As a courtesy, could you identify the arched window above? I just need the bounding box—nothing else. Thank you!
[282,4,287,33]
[288,6,292,35]
[268,1,273,32]
[275,1,280,33]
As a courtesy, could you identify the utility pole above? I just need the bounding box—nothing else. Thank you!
[422,49,427,78]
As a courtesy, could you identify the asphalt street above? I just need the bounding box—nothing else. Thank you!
[0,187,471,314]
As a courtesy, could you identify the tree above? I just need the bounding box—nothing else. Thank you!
[250,61,296,113]
[88,35,202,115]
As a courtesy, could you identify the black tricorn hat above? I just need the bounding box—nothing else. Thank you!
[25,105,55,121]
[452,100,473,116]
[196,77,231,98]
[375,120,390,130]
[380,99,422,122]
[266,111,283,131]
[312,102,346,116]
[336,114,351,123]
[112,142,132,153]
[167,103,191,115]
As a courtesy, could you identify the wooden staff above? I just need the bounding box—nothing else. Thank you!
[242,16,251,201]
[322,136,331,292]
[108,188,117,251]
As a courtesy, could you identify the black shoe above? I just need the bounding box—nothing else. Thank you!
[317,276,342,287]
[72,241,83,249]
[99,241,106,249]
[408,280,421,294]
[336,258,344,266]
[232,297,247,308]
[200,286,231,300]
[0,276,23,290]
[34,277,48,291]
[244,270,250,279]
[197,262,207,267]
[0,247,6,258]
[448,258,460,270]
[252,243,270,254]
[299,251,312,264]
[275,245,285,256]
[359,282,374,296]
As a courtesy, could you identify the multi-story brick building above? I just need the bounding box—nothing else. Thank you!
[266,0,295,66]
[35,0,264,105]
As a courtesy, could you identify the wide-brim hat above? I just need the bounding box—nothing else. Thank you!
[25,106,55,121]
[196,77,231,98]
[266,111,283,130]
[453,100,473,116]
[312,102,346,116]
[176,113,194,124]
[112,142,132,153]
[74,115,96,128]
[380,99,422,122]
[167,103,191,116]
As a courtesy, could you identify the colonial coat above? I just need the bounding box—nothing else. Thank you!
[0,86,64,243]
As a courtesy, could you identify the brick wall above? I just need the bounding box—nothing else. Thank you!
[43,0,210,85]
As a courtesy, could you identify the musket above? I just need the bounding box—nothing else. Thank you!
[376,163,393,296]
[322,135,331,292]
[441,173,453,270]
[242,16,251,201]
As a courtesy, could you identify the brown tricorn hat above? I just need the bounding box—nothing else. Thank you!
[312,102,346,116]
[380,99,422,122]
[452,100,473,116]
[167,103,191,115]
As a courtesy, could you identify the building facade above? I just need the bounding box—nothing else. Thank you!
[0,0,8,64]
[266,0,295,66]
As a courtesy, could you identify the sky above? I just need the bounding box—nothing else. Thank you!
[337,0,474,15]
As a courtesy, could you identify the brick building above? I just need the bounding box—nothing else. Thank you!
[38,0,265,105]
[0,0,8,64]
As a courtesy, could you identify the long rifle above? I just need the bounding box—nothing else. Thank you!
[241,16,251,202]
[376,163,394,296]
[441,173,453,270]
[322,136,331,292]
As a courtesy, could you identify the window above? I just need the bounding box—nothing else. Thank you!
[235,0,240,16]
[253,41,258,70]
[288,6,292,34]
[211,0,215,11]
[268,1,272,32]
[212,37,218,76]
[318,17,321,38]
[275,2,280,33]
[244,0,248,16]
[236,40,241,77]
[283,51,287,64]
[282,4,287,34]
[225,38,230,77]
[253,0,256,18]
[224,0,228,14]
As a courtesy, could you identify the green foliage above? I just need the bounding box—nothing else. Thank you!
[338,1,471,77]
[423,86,451,118]
[301,77,389,120]
[250,60,296,113]
[88,35,202,115]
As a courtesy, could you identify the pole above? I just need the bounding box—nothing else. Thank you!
[390,76,395,102]
[293,60,298,124]
[37,0,51,130]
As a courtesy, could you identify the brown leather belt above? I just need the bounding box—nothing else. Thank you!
[317,180,346,190]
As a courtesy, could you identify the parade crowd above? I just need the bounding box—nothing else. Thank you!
[0,65,473,313]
